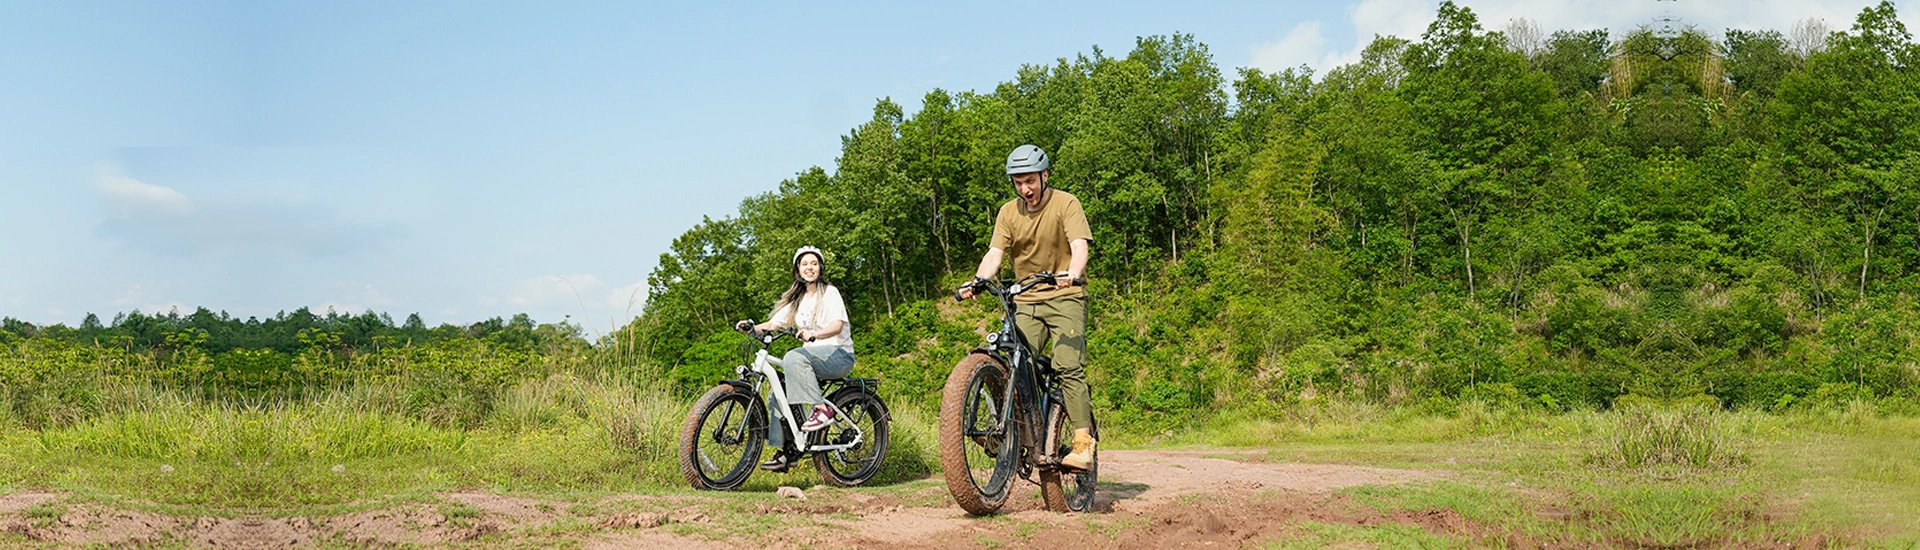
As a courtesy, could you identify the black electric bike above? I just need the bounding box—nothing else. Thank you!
[677,326,890,490]
[939,272,1098,514]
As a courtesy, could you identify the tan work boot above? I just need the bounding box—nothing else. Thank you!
[1060,428,1096,471]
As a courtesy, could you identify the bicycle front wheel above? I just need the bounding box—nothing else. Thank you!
[939,353,1018,515]
[678,384,765,490]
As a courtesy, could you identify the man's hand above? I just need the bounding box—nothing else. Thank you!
[955,278,983,301]
[1053,272,1078,288]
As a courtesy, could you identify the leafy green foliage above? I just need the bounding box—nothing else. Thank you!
[610,2,1920,419]
[10,3,1919,433]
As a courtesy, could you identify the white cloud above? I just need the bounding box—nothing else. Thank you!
[0,282,21,309]
[602,278,648,317]
[317,284,396,315]
[93,167,404,258]
[507,274,605,308]
[1345,0,1440,58]
[604,280,648,315]
[1251,21,1331,74]
[1246,0,1894,76]
[110,283,187,315]
[1902,0,1919,37]
[98,171,193,218]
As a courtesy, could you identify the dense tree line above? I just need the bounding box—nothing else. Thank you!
[0,308,583,355]
[0,308,590,408]
[631,2,1920,420]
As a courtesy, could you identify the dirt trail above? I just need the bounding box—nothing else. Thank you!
[0,449,1466,548]
[834,449,1449,549]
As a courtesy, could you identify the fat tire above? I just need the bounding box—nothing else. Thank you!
[678,384,765,490]
[813,389,891,487]
[939,353,1016,515]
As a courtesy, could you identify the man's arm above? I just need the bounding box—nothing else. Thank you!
[1059,238,1089,287]
[957,247,1005,301]
[973,247,1005,280]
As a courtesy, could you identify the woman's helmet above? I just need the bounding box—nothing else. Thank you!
[792,245,824,266]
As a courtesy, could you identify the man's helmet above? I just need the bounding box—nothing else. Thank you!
[1005,144,1050,176]
[792,245,824,266]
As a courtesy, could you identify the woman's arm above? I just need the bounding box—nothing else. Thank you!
[755,303,792,332]
[800,320,845,342]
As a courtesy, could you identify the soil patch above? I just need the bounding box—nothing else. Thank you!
[2,504,180,547]
[0,449,1461,548]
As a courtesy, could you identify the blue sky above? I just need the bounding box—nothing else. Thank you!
[1,0,1909,336]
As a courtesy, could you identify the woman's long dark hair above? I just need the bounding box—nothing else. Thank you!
[773,251,828,324]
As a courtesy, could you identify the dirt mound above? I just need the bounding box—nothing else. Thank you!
[0,493,60,515]
[2,504,179,547]
[188,516,319,549]
[324,504,502,546]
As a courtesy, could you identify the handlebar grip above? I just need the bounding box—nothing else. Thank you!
[954,278,986,301]
[1072,278,1087,287]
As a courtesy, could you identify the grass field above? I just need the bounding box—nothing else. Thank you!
[1182,400,1920,547]
[2,376,1918,547]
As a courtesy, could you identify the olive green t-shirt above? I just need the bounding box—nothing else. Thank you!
[990,188,1093,304]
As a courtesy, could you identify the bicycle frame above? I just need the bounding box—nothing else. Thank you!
[967,273,1075,470]
[731,331,864,454]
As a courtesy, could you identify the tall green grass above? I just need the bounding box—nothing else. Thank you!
[0,366,947,512]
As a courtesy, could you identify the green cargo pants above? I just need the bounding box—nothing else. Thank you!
[1015,294,1092,431]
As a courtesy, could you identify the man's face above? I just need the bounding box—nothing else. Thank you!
[1013,171,1047,209]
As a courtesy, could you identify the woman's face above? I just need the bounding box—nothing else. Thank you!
[798,254,821,283]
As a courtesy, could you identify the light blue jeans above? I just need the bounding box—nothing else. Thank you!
[768,345,854,450]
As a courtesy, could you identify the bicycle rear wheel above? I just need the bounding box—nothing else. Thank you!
[939,353,1018,515]
[1040,401,1097,512]
[813,389,890,486]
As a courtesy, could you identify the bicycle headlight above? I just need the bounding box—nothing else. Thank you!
[985,332,999,344]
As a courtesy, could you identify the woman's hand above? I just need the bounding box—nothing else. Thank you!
[795,329,813,342]
[734,320,754,333]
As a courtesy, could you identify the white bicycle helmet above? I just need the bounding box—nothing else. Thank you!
[792,245,824,266]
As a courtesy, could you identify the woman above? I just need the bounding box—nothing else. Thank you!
[735,245,856,471]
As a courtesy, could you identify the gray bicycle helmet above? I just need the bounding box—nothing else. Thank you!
[1005,144,1050,176]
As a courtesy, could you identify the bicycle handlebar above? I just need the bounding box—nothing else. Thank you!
[954,272,1088,302]
[732,319,798,345]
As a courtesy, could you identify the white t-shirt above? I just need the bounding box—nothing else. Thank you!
[771,285,854,351]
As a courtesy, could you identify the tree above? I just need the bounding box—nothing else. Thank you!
[1773,1,1920,300]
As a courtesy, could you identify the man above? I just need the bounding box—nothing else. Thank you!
[956,144,1096,470]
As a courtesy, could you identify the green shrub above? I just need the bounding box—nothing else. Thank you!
[13,378,103,430]
[405,373,491,428]
[1590,405,1747,469]
[1710,370,1817,411]
[1517,371,1624,410]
